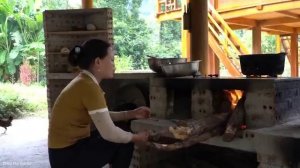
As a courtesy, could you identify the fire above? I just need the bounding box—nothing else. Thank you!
[224,90,243,109]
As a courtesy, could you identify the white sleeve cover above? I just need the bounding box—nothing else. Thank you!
[89,108,133,143]
[109,111,129,121]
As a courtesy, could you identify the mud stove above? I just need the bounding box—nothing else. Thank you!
[102,74,300,168]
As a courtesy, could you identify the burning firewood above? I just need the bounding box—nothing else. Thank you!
[147,128,223,151]
[147,113,229,151]
[223,96,246,142]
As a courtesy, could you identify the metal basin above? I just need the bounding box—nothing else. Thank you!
[148,57,187,74]
[161,60,201,77]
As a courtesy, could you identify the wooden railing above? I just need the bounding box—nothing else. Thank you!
[208,2,250,76]
[157,0,182,14]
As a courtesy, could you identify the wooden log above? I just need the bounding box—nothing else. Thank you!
[149,113,229,141]
[223,96,246,142]
[147,128,223,151]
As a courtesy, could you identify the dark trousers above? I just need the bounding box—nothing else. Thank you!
[48,131,134,168]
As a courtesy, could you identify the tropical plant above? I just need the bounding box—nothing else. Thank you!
[0,0,45,82]
[96,0,152,69]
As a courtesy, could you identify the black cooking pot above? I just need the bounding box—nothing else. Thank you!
[239,53,286,76]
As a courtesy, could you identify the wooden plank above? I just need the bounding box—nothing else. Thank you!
[260,17,300,27]
[219,1,300,19]
[263,25,294,34]
[217,0,292,12]
[226,18,257,27]
[276,11,300,19]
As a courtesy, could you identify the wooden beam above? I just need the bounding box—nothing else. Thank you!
[219,1,300,19]
[229,25,251,30]
[290,29,298,77]
[276,11,300,19]
[260,17,300,27]
[263,25,294,34]
[226,18,257,27]
[252,23,262,54]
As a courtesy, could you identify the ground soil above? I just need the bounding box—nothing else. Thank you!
[0,117,50,168]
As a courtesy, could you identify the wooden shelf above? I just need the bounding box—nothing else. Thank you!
[46,30,110,35]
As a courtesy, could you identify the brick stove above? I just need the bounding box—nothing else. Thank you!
[129,76,300,168]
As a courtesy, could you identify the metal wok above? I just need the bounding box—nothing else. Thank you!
[161,60,201,77]
[148,57,187,74]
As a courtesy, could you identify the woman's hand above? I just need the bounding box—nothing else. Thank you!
[131,131,149,143]
[129,106,151,119]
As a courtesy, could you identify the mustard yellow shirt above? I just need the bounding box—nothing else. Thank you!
[48,72,107,148]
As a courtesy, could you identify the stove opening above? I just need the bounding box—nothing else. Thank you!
[224,90,244,110]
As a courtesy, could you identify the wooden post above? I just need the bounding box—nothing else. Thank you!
[82,0,93,9]
[276,35,281,53]
[290,29,298,77]
[252,22,261,54]
[182,28,191,61]
[182,0,191,61]
[190,0,208,75]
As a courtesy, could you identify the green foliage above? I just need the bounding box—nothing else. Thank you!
[262,32,276,53]
[96,0,152,69]
[0,0,45,82]
[146,20,181,58]
[114,55,134,72]
[0,83,47,118]
[234,30,277,54]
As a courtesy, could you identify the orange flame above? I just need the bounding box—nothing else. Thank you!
[224,90,243,109]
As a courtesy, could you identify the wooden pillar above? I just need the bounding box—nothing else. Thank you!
[182,28,191,61]
[190,0,208,75]
[276,35,281,53]
[252,23,261,54]
[290,29,298,77]
[182,0,191,61]
[82,0,93,9]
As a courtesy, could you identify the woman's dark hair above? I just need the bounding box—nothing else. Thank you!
[68,39,111,69]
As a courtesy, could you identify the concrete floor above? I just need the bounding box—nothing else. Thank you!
[0,117,50,168]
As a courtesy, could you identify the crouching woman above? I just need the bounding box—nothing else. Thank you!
[48,39,150,168]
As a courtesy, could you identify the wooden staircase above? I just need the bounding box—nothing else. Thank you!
[208,3,250,76]
[156,1,251,76]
